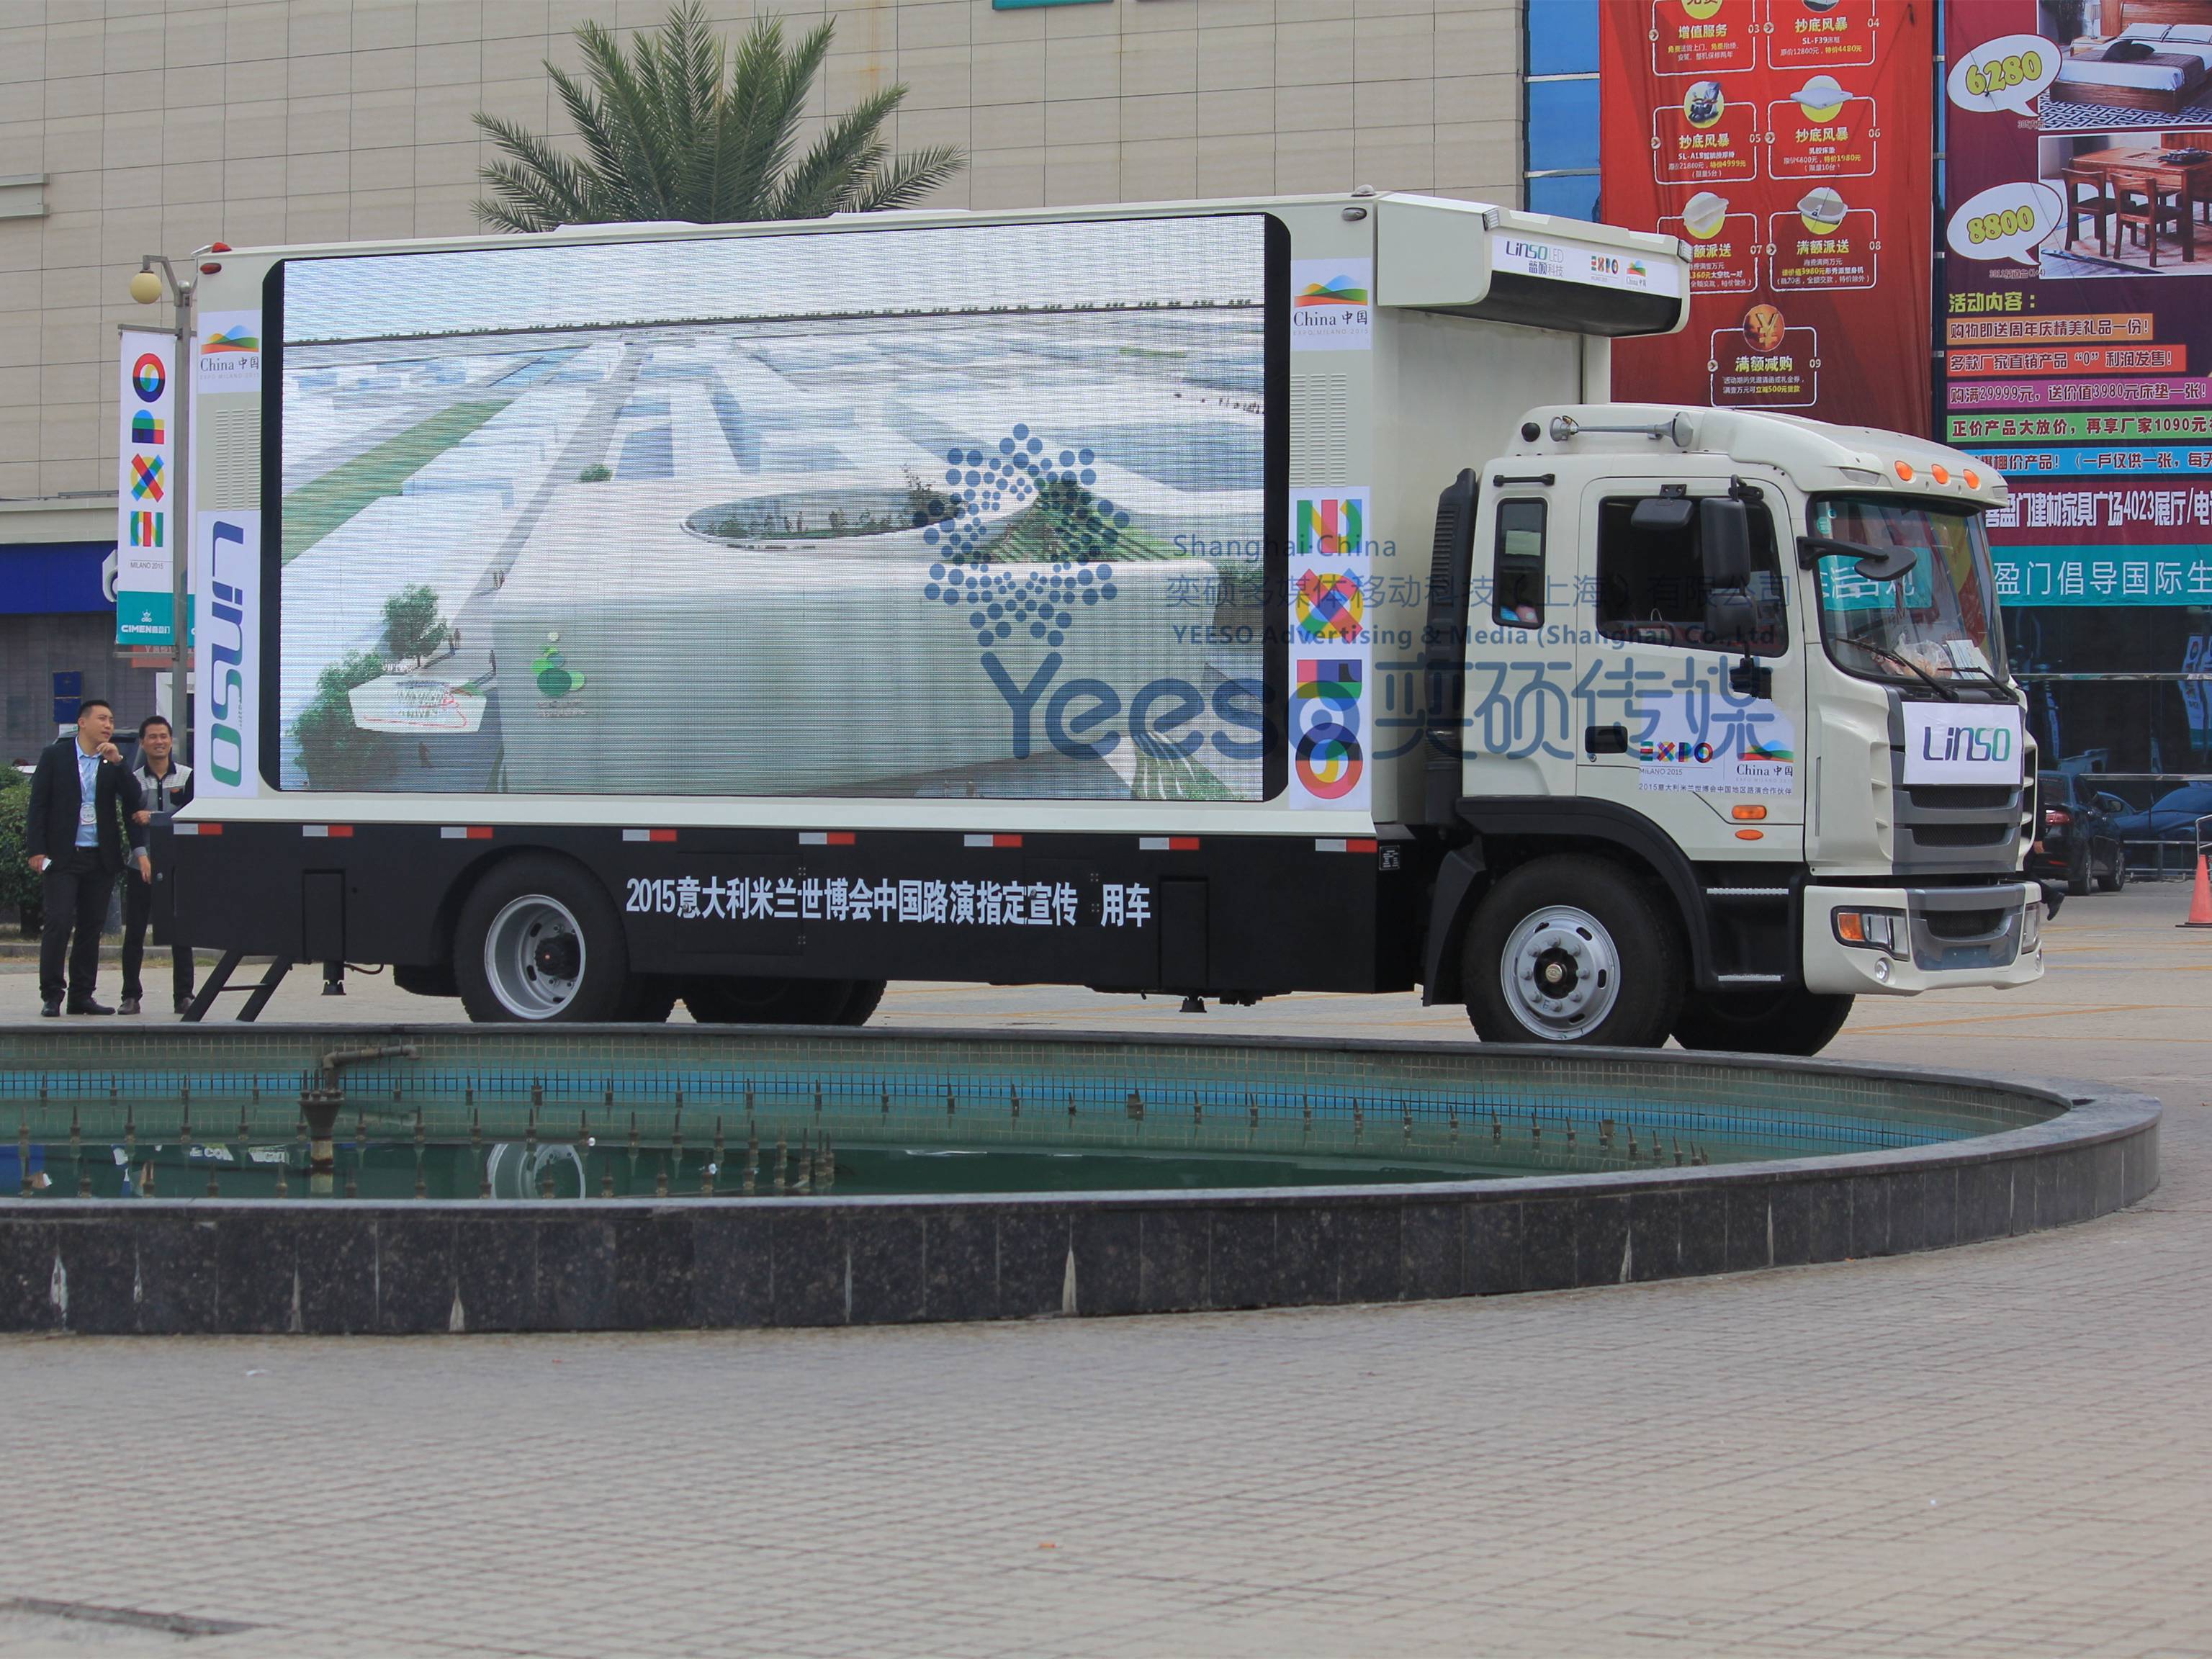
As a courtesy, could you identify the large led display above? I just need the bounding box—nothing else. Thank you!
[274,215,1278,799]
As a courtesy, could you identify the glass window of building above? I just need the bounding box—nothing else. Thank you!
[1525,0,1599,220]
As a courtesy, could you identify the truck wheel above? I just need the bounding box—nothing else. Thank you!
[683,975,855,1025]
[455,856,631,1022]
[834,979,887,1027]
[619,976,678,1023]
[1671,987,1853,1057]
[1462,856,1683,1047]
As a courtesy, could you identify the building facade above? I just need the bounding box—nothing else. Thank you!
[0,0,1534,760]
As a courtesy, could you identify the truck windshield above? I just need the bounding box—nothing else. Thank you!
[1807,495,2007,688]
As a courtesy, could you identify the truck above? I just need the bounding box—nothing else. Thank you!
[160,192,2043,1052]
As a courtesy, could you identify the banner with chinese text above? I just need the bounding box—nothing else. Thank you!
[1599,0,1933,432]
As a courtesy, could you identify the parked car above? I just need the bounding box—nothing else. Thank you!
[2109,782,2212,853]
[2029,771,2128,895]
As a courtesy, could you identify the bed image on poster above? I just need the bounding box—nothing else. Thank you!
[272,216,1275,801]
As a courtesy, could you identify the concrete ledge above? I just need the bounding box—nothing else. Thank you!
[0,1028,2162,1335]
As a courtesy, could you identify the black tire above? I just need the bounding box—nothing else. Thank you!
[1462,855,1684,1047]
[2096,848,2127,893]
[1671,986,1854,1057]
[2067,848,2092,897]
[619,975,678,1023]
[833,979,887,1026]
[682,975,858,1025]
[454,855,630,1022]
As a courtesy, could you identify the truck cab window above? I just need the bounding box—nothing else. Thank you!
[1492,499,1547,627]
[1596,494,1787,656]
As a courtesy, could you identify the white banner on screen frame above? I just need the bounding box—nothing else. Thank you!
[194,509,261,796]
[116,328,175,646]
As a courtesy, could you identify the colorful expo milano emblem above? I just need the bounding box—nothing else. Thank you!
[1292,493,1371,804]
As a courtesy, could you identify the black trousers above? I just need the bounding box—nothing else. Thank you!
[122,870,194,1007]
[39,849,113,1007]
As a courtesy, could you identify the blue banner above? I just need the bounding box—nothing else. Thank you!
[1993,546,2212,608]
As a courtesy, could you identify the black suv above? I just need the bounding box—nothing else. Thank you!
[2029,771,2128,896]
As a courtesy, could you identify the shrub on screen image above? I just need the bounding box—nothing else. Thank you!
[294,649,395,790]
[0,773,40,932]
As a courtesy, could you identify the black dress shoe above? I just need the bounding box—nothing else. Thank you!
[68,999,116,1016]
[40,1000,60,1017]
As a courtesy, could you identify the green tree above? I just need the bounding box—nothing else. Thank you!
[382,584,449,668]
[0,773,41,935]
[472,3,965,231]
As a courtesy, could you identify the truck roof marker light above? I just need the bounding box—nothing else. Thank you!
[964,833,1022,848]
[1734,827,1764,840]
[173,822,219,836]
[1964,469,1982,490]
[440,826,494,840]
[1315,837,1379,854]
[302,824,353,839]
[1893,459,1915,482]
[1930,464,1951,485]
[799,832,856,846]
[622,829,677,843]
[1138,837,1201,851]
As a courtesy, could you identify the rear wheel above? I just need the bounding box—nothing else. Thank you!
[1462,856,1684,1047]
[2067,848,2092,897]
[1671,986,1854,1057]
[2096,848,2127,893]
[682,975,884,1026]
[456,856,630,1023]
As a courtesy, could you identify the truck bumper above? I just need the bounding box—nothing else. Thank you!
[1802,881,2045,997]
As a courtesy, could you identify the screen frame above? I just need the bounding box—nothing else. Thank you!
[261,211,1291,804]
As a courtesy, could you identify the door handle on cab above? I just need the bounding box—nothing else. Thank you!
[1583,724,1629,756]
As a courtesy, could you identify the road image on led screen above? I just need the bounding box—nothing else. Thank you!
[276,216,1270,799]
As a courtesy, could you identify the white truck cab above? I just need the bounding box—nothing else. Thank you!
[1423,402,2040,1051]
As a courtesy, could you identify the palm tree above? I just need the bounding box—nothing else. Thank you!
[473,2,964,231]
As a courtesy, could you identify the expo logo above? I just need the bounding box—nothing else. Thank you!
[1292,657,1364,801]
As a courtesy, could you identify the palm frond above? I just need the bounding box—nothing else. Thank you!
[473,4,963,231]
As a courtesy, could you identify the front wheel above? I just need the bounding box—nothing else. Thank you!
[1671,986,1854,1057]
[1462,856,1685,1047]
[683,976,886,1026]
[455,856,631,1022]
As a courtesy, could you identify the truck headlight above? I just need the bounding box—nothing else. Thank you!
[2021,896,2043,953]
[1833,906,1907,960]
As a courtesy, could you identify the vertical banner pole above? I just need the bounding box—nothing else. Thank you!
[171,283,194,767]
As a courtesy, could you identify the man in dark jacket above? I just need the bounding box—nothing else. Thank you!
[24,698,148,1017]
[122,713,194,1015]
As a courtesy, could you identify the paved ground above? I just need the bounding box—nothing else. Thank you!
[1,881,2208,1657]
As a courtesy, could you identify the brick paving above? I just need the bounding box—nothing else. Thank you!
[1,883,2208,1655]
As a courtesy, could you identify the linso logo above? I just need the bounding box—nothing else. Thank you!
[1502,238,1555,264]
[1921,720,2015,765]
[205,520,251,786]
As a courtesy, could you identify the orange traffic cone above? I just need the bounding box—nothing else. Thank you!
[2183,853,2212,930]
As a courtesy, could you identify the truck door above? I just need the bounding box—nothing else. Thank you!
[1459,479,1578,801]
[1571,479,1806,863]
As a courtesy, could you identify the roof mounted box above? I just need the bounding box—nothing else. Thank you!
[1373,195,1690,338]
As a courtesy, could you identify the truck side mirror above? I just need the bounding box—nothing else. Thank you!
[1699,498,1753,589]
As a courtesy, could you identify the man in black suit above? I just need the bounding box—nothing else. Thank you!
[25,698,149,1017]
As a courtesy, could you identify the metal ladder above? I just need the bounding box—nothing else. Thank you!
[181,953,294,1022]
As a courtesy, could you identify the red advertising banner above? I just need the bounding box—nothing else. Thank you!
[1600,0,1934,432]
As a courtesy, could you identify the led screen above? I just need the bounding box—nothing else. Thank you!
[274,216,1276,799]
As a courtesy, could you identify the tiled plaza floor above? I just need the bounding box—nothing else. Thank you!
[1,883,2207,1655]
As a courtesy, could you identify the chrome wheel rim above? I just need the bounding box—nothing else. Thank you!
[1500,904,1620,1040]
[484,896,585,1020]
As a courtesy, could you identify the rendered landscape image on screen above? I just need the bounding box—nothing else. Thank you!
[276,216,1271,800]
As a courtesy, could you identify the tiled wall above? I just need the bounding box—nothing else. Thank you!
[0,0,1522,499]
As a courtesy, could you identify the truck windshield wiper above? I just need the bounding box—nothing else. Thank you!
[1827,634,1959,699]
[1943,664,2020,703]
